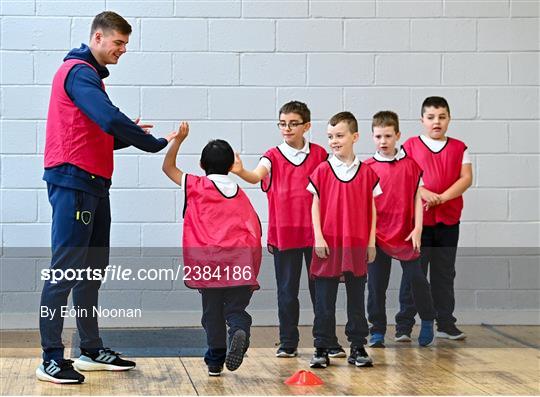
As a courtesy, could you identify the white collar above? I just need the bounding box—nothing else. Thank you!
[420,134,448,144]
[279,139,310,157]
[328,154,360,169]
[373,146,406,162]
[207,174,235,184]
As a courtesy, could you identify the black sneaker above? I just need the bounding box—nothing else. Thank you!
[436,325,466,340]
[36,359,85,384]
[275,346,298,358]
[394,331,412,342]
[74,348,136,371]
[348,346,373,367]
[225,329,247,371]
[309,348,329,368]
[328,347,346,358]
[208,365,223,377]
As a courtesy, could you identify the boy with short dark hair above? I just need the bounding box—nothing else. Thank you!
[233,101,345,358]
[163,122,262,377]
[307,111,381,369]
[398,97,473,341]
[365,110,436,348]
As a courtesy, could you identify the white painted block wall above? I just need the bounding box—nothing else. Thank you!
[1,0,538,327]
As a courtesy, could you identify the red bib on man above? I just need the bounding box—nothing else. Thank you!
[44,59,114,179]
[309,161,378,278]
[182,175,262,290]
[402,136,466,226]
[365,156,422,261]
[261,143,327,251]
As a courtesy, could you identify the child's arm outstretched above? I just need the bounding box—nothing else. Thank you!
[367,198,377,263]
[312,195,329,259]
[162,122,189,186]
[405,189,423,252]
[231,153,269,184]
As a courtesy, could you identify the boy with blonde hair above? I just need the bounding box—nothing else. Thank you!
[307,111,381,368]
[365,110,436,347]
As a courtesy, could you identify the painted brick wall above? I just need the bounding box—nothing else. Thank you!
[1,0,538,327]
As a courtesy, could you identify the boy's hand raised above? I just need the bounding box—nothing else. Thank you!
[165,121,189,143]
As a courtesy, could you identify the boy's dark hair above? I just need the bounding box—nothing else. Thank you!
[329,111,358,133]
[279,101,311,123]
[421,96,451,117]
[372,110,400,133]
[91,11,132,36]
[200,139,235,175]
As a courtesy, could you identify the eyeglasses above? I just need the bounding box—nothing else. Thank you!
[277,121,306,130]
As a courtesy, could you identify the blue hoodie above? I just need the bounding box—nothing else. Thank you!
[43,44,168,196]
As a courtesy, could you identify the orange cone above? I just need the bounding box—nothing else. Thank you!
[284,370,324,386]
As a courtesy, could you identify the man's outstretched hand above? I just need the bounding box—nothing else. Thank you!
[134,117,154,134]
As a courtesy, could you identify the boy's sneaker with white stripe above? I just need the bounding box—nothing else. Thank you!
[275,346,298,358]
[348,346,373,367]
[208,365,223,377]
[74,348,136,371]
[436,325,466,340]
[328,346,347,358]
[36,359,85,384]
[394,331,412,342]
[309,348,330,368]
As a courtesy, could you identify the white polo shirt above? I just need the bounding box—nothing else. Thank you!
[419,135,472,164]
[258,139,310,171]
[373,146,424,187]
[307,155,382,196]
[180,173,238,198]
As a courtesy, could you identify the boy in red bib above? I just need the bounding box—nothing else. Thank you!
[364,111,436,348]
[163,123,262,377]
[307,112,381,369]
[399,97,473,341]
[233,102,345,358]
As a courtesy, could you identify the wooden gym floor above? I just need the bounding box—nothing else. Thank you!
[1,325,538,395]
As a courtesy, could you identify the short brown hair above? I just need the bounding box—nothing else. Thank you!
[372,110,399,133]
[279,101,310,123]
[91,11,132,36]
[421,96,450,117]
[328,111,358,133]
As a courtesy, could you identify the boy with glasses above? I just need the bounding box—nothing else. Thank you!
[233,101,345,358]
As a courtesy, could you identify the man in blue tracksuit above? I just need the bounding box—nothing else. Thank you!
[37,11,180,384]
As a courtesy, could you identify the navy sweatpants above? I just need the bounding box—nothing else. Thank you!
[368,247,436,335]
[201,286,253,367]
[273,247,342,350]
[313,273,369,348]
[40,183,110,361]
[397,223,460,332]
[273,247,315,349]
